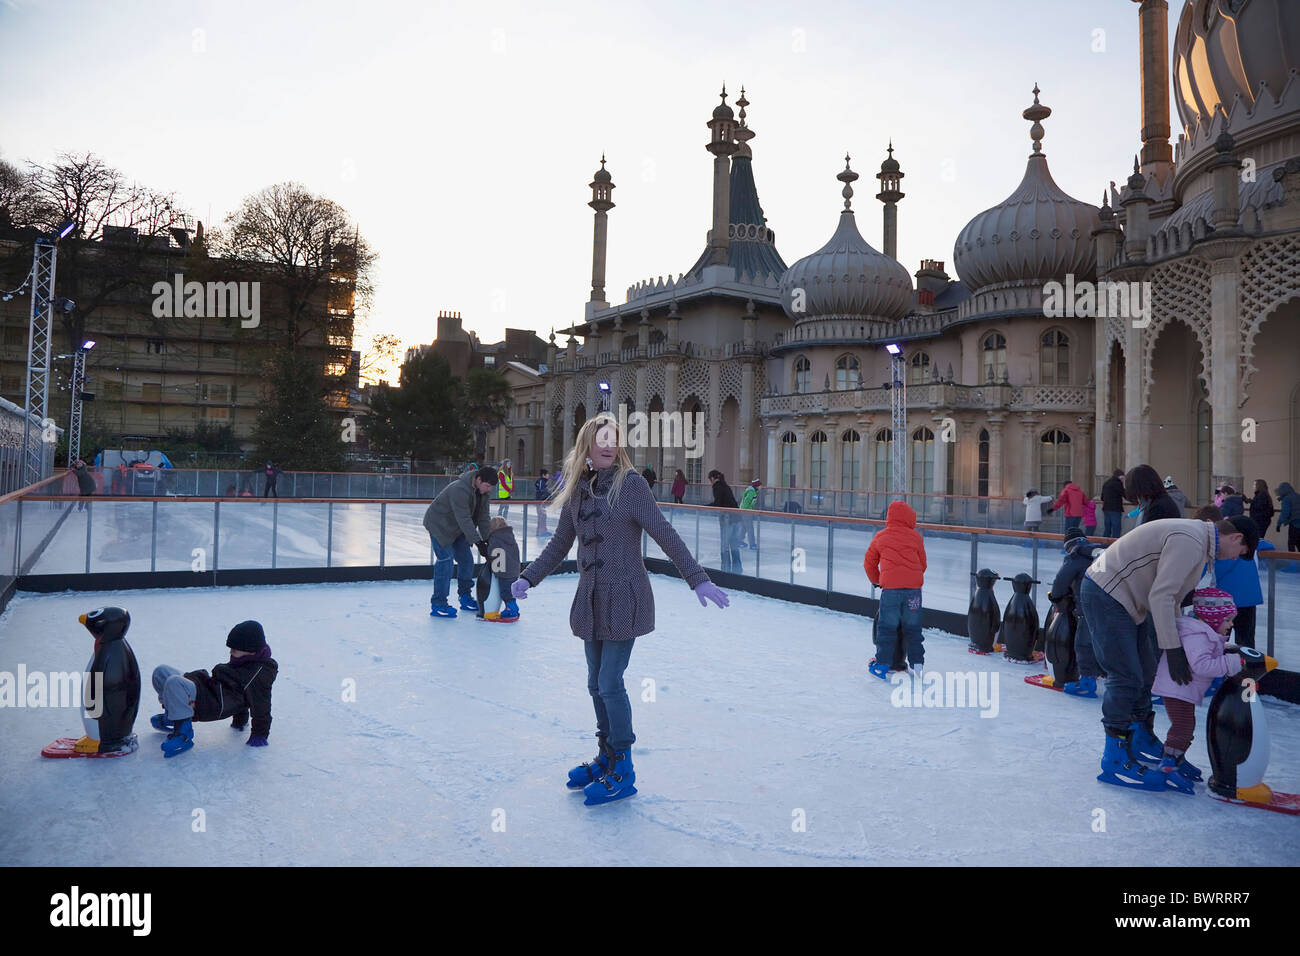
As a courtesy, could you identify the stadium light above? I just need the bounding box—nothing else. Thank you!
[81,339,96,350]
[884,343,901,355]
[55,221,76,241]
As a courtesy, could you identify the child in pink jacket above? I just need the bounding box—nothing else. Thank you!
[1151,587,1243,785]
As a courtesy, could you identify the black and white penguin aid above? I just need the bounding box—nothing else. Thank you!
[967,569,1002,654]
[1206,646,1299,815]
[41,607,141,759]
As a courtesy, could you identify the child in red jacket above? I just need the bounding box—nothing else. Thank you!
[863,500,927,680]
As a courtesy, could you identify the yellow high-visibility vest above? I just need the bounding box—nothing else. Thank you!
[498,472,513,498]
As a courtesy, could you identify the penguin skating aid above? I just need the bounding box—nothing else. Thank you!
[41,608,140,759]
[1206,647,1300,815]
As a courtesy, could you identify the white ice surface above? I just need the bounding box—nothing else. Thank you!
[0,576,1296,866]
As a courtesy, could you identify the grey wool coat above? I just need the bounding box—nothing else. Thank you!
[521,466,710,641]
[423,471,492,547]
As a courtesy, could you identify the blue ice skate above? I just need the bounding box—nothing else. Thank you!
[430,601,457,618]
[161,719,194,758]
[583,748,636,806]
[458,593,478,612]
[1128,720,1164,765]
[1097,732,1169,791]
[566,746,611,790]
[150,713,173,732]
[1063,675,1098,698]
[1157,756,1197,794]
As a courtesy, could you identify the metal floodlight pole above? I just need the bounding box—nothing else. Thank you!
[21,239,60,486]
[890,353,908,495]
[67,348,87,465]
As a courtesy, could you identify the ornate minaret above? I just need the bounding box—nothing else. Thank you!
[1131,0,1173,188]
[734,86,755,159]
[705,86,737,267]
[588,155,615,306]
[875,141,905,259]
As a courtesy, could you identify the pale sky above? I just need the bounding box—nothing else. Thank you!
[0,0,1185,372]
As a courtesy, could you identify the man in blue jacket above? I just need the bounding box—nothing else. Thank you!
[1214,515,1264,648]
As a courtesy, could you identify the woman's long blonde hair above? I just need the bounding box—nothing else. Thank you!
[547,413,636,514]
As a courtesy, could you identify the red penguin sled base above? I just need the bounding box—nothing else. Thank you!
[41,735,139,758]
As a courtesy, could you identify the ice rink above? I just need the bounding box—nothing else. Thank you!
[1,576,1296,866]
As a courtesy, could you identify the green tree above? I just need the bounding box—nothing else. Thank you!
[250,349,346,470]
[362,351,469,469]
[463,367,512,463]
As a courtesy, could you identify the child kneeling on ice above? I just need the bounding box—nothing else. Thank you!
[1151,588,1268,788]
[476,516,521,622]
[863,500,927,680]
[150,621,278,757]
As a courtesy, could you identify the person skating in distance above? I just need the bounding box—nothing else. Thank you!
[509,412,730,805]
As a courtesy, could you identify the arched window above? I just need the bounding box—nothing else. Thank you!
[911,426,935,494]
[977,428,990,503]
[835,354,860,390]
[841,430,861,491]
[982,332,1007,383]
[1039,429,1071,496]
[874,428,892,491]
[781,432,798,489]
[1040,329,1069,385]
[908,351,931,386]
[685,400,704,485]
[794,356,811,394]
[809,431,829,489]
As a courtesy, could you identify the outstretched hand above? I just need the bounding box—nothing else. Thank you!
[695,581,729,609]
[511,579,531,601]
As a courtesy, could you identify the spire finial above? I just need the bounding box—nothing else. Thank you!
[1133,154,1140,175]
[837,153,858,211]
[887,139,894,157]
[1022,83,1051,155]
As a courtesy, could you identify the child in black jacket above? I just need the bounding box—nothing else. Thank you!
[150,620,278,758]
[476,516,522,622]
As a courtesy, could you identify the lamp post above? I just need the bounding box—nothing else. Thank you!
[598,380,611,413]
[885,343,907,495]
[65,339,96,465]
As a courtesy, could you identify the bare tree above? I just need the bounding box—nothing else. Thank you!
[20,152,191,352]
[209,182,376,352]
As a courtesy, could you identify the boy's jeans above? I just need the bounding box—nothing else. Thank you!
[877,587,924,668]
[1103,510,1122,537]
[152,665,196,720]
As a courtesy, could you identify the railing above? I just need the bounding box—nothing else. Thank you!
[759,382,1088,415]
[8,493,1298,659]
[0,397,60,497]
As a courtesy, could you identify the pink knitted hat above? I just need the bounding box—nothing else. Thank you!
[1192,587,1237,630]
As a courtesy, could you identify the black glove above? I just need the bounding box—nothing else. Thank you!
[1164,646,1193,685]
[475,539,491,559]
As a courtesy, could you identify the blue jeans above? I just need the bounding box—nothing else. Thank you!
[1064,515,1081,532]
[1079,577,1156,733]
[431,534,475,605]
[584,638,637,751]
[1102,510,1122,538]
[876,587,924,667]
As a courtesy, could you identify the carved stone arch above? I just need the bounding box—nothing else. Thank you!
[1141,257,1212,415]
[1240,235,1300,404]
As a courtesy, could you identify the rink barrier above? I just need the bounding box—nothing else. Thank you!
[8,493,1297,658]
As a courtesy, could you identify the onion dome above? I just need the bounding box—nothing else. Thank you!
[952,85,1100,294]
[1174,0,1300,134]
[592,154,612,183]
[779,155,914,322]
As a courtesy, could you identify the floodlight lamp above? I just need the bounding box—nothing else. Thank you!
[598,381,610,392]
[884,343,902,355]
[82,340,96,350]
[56,221,76,240]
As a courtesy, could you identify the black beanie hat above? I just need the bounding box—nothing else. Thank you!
[227,620,267,652]
[477,466,499,486]
[1063,526,1086,543]
[1225,515,1259,560]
